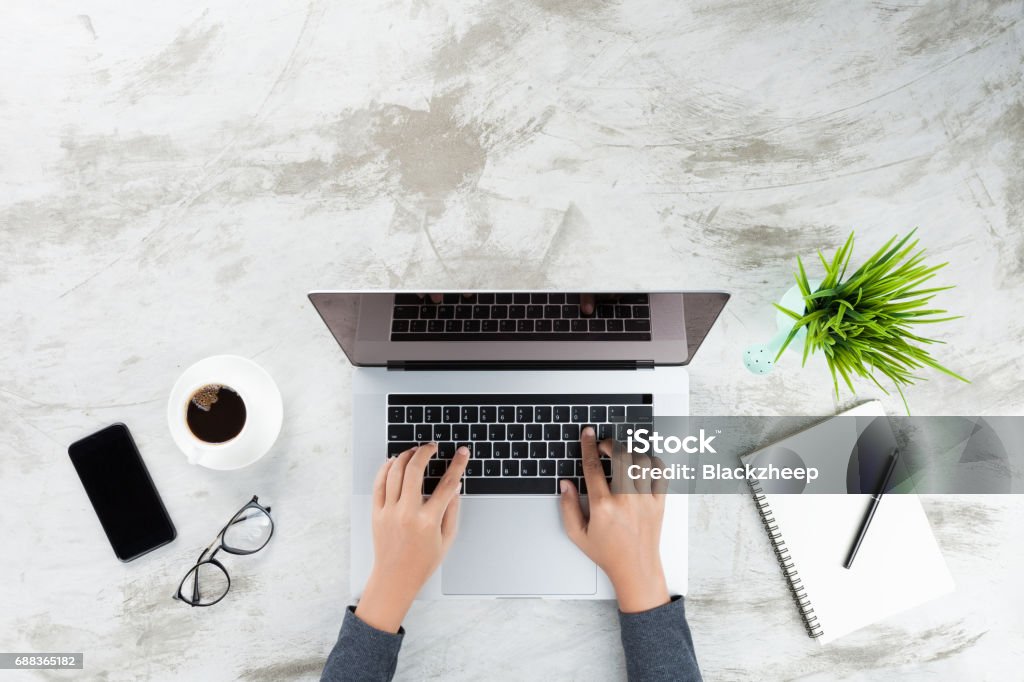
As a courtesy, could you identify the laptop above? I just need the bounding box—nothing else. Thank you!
[309,291,729,598]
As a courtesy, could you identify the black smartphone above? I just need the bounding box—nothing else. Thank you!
[68,423,176,561]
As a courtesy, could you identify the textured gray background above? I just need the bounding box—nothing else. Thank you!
[2,1,1022,680]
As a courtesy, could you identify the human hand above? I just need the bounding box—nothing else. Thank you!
[558,427,670,613]
[355,443,469,632]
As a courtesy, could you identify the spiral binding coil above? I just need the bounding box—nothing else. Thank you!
[747,477,824,639]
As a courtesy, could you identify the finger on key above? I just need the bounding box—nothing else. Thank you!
[580,427,609,499]
[427,446,469,516]
[401,442,438,503]
[386,447,416,505]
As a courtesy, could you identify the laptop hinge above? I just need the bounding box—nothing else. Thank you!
[387,360,655,371]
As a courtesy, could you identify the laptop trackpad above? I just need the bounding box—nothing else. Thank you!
[442,497,596,595]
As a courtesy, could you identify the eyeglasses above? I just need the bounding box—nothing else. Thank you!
[173,495,274,607]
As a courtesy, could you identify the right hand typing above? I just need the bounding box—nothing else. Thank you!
[558,427,671,613]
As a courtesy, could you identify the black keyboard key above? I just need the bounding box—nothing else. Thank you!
[423,406,441,423]
[557,460,575,477]
[530,293,547,304]
[529,442,547,459]
[484,461,501,477]
[491,305,508,319]
[597,304,614,318]
[437,305,455,319]
[414,424,432,441]
[625,319,651,332]
[427,320,444,333]
[423,478,441,495]
[633,305,650,318]
[392,320,409,333]
[494,442,511,459]
[544,305,561,318]
[538,460,555,477]
[525,424,543,440]
[571,406,587,423]
[619,294,649,304]
[616,423,633,441]
[498,406,515,423]
[442,406,459,423]
[495,293,513,304]
[461,406,479,422]
[433,424,451,441]
[543,424,561,440]
[533,406,551,422]
[627,406,653,421]
[420,306,437,319]
[548,442,565,458]
[488,424,506,440]
[388,425,413,441]
[526,305,543,319]
[394,294,424,305]
[570,319,587,332]
[517,319,534,332]
[474,442,492,459]
[549,294,565,304]
[607,319,623,332]
[499,319,516,332]
[388,441,416,456]
[507,424,525,440]
[464,319,481,332]
[608,406,626,422]
[589,406,607,422]
[393,306,419,319]
[536,319,552,332]
[565,294,580,304]
[502,461,520,477]
[428,460,447,477]
[438,442,456,458]
[516,406,532,423]
[472,305,490,319]
[562,423,580,440]
[445,320,462,333]
[470,424,488,440]
[406,406,423,422]
[553,319,570,332]
[478,294,495,304]
[442,294,459,304]
[511,442,529,459]
[388,407,405,423]
[597,423,614,440]
[455,305,472,319]
[410,320,427,332]
[576,460,586,477]
[480,406,497,422]
[562,305,579,318]
[588,319,606,332]
[552,406,570,422]
[465,460,482,477]
[513,293,530,304]
[566,442,582,458]
[509,305,526,319]
[452,424,469,440]
[465,478,554,495]
[615,305,632,318]
[521,460,538,476]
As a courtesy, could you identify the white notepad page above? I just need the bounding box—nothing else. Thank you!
[766,492,954,644]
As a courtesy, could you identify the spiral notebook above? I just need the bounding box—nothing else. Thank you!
[743,402,954,645]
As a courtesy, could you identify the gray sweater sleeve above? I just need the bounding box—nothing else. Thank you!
[320,606,404,682]
[618,596,702,682]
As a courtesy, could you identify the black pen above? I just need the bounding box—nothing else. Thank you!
[843,448,900,569]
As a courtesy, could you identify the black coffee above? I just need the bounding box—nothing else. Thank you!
[186,385,247,443]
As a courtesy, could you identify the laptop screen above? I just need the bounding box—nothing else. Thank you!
[308,291,728,367]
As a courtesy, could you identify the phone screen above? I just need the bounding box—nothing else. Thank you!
[68,423,176,561]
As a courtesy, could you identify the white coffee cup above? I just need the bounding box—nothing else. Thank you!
[167,355,283,470]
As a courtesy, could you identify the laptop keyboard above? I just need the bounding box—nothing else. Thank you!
[386,393,654,495]
[389,293,652,342]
